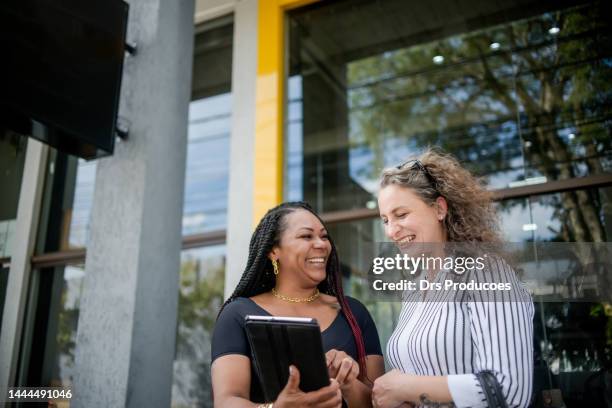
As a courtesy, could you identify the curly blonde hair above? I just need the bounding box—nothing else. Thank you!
[380,148,501,243]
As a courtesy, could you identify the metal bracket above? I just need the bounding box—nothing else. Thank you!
[125,42,137,56]
[116,117,129,140]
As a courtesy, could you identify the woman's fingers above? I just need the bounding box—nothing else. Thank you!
[326,349,341,377]
[325,349,338,366]
[335,357,357,384]
[327,349,354,378]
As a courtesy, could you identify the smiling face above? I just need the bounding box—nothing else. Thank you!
[269,209,332,287]
[378,184,448,248]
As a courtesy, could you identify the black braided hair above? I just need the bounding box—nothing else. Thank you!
[217,201,370,381]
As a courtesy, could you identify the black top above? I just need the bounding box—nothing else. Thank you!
[212,296,383,403]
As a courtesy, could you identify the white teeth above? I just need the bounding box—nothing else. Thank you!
[307,257,325,263]
[397,235,416,244]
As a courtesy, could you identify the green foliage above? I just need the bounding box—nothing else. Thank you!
[177,257,225,340]
[173,255,225,407]
[346,4,611,189]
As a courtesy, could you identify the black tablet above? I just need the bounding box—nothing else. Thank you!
[244,315,330,401]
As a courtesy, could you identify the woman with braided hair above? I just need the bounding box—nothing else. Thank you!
[212,202,385,408]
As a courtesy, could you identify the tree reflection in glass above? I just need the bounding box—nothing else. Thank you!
[172,246,225,408]
[347,3,611,191]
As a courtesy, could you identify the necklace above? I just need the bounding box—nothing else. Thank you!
[272,287,320,303]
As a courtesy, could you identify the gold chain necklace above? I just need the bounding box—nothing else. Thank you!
[271,287,320,303]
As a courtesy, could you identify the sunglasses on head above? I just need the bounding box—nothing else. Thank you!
[395,159,437,189]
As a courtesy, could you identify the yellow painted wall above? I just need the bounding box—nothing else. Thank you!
[253,0,319,226]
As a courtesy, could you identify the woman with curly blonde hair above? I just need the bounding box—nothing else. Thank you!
[371,148,534,408]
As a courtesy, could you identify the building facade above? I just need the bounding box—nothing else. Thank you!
[0,0,611,406]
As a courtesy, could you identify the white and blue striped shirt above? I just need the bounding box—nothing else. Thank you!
[386,256,534,407]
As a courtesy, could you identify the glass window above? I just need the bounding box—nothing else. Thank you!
[184,95,232,234]
[0,130,27,257]
[516,6,612,182]
[327,218,401,350]
[16,264,85,388]
[172,245,226,408]
[0,263,8,331]
[498,187,611,405]
[183,17,233,235]
[287,1,612,213]
[36,150,97,252]
[17,246,227,403]
[68,160,96,248]
[498,186,612,242]
[171,16,232,408]
[288,4,612,402]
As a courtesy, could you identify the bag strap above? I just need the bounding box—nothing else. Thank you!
[476,371,508,408]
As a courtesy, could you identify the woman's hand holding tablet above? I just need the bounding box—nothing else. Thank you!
[246,315,343,407]
[269,365,342,408]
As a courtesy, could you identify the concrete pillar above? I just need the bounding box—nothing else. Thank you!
[224,0,258,299]
[72,0,194,406]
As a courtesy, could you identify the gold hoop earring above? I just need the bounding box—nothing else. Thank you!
[272,259,279,276]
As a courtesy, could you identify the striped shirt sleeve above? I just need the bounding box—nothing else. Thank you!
[448,257,534,408]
